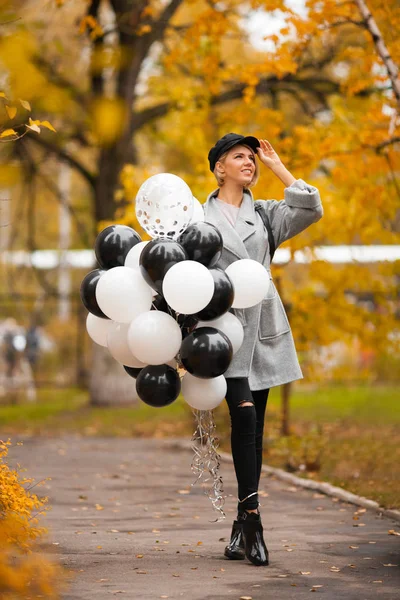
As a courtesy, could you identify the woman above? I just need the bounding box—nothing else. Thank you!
[203,133,323,566]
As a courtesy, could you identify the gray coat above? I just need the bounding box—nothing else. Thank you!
[203,179,323,390]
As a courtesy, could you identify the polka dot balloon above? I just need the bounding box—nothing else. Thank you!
[135,173,194,240]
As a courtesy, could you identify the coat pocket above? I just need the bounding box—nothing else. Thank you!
[259,283,290,341]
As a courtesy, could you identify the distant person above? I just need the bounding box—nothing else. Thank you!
[3,318,21,379]
[25,324,40,371]
[204,133,323,565]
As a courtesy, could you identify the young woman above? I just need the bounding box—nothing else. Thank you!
[203,133,323,566]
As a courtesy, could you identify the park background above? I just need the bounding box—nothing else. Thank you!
[0,0,399,595]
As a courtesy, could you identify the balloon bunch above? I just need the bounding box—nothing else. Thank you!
[80,173,271,412]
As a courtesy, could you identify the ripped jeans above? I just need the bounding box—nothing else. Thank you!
[225,378,270,512]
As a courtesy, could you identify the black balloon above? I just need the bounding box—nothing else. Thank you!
[95,225,142,269]
[196,268,234,321]
[123,365,143,379]
[136,364,181,407]
[180,327,233,379]
[140,239,188,294]
[177,222,223,267]
[80,269,109,319]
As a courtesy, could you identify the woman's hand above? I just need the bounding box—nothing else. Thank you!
[257,139,296,187]
[256,139,283,169]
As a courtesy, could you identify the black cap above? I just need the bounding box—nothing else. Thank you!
[208,133,260,172]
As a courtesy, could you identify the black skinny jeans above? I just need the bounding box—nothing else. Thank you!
[225,378,270,512]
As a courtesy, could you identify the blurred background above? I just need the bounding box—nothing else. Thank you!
[0,0,399,510]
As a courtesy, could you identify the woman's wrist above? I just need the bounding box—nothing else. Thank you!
[269,163,296,187]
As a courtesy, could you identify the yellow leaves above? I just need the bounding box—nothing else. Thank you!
[26,117,56,134]
[19,99,31,111]
[0,129,17,138]
[91,97,126,146]
[0,92,7,98]
[5,105,17,119]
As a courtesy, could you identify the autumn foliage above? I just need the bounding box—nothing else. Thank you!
[0,0,399,389]
[0,440,64,599]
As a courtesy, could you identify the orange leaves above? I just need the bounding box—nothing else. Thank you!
[79,15,103,40]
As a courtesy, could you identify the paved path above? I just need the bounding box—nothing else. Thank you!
[9,437,400,600]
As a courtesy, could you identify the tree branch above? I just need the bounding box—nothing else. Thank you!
[24,133,97,188]
[355,0,400,107]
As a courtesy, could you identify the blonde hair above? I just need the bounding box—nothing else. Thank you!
[213,145,259,189]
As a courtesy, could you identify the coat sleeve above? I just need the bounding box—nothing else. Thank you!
[256,178,323,248]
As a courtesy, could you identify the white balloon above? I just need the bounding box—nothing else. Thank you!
[189,197,205,224]
[124,241,149,270]
[96,266,152,322]
[182,373,227,410]
[128,311,182,365]
[197,312,244,354]
[225,259,270,309]
[107,322,147,368]
[135,173,194,240]
[162,261,214,314]
[86,313,114,347]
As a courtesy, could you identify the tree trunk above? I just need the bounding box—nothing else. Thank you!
[281,382,291,436]
[89,343,139,406]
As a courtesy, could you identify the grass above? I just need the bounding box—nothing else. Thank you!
[1,384,399,509]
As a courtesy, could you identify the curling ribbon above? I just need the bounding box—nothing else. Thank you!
[190,408,226,521]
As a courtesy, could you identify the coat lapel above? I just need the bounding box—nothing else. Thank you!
[203,190,257,260]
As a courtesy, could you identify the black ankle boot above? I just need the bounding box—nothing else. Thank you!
[241,512,269,566]
[224,519,245,560]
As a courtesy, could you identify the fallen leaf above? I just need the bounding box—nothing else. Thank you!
[177,489,190,494]
[330,567,340,572]
[240,596,253,600]
[95,504,104,511]
[349,545,359,549]
[286,548,293,552]
[97,546,102,549]
[196,541,203,546]
[372,581,383,583]
[383,563,398,567]
[110,529,119,533]
[136,570,147,574]
[97,579,109,582]
[388,530,400,536]
[136,554,143,558]
[152,529,160,533]
[300,571,311,575]
[172,574,180,577]
[277,575,288,578]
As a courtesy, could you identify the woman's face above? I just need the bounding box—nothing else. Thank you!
[217,144,256,186]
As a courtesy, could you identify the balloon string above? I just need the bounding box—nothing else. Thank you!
[190,409,226,522]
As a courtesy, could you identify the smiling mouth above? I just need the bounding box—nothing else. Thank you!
[242,170,253,175]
